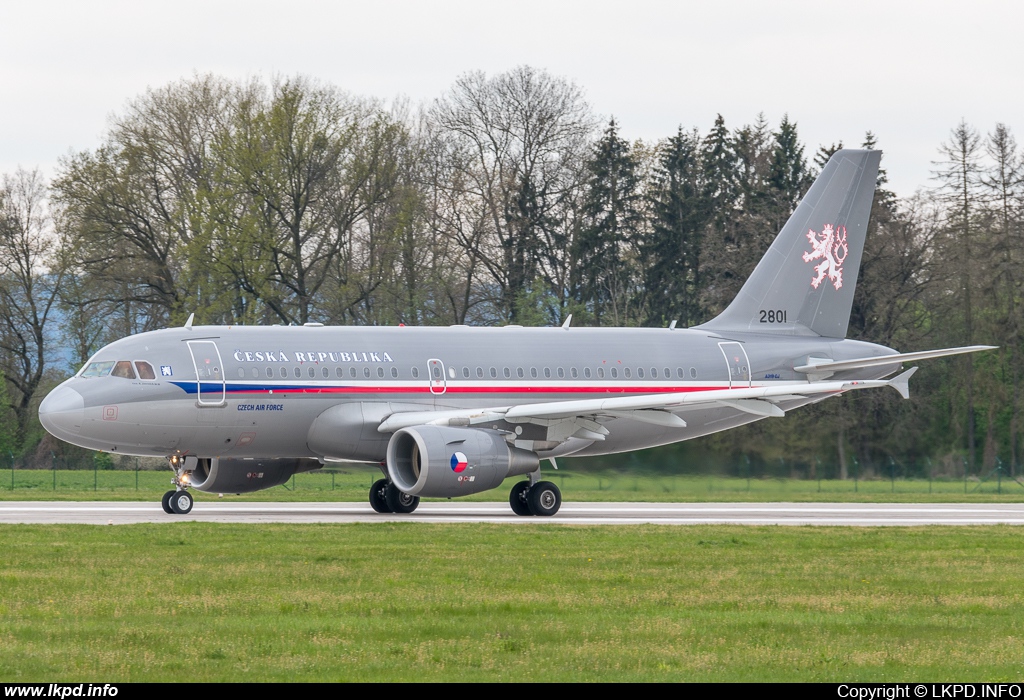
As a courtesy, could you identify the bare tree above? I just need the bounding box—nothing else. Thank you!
[0,168,65,448]
[429,66,595,322]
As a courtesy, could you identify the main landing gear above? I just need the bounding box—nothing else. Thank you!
[369,477,420,514]
[509,477,561,517]
[161,455,194,515]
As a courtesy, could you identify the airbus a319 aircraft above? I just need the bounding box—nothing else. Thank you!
[39,150,991,516]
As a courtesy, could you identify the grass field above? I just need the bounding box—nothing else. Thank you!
[2,467,1023,502]
[1,523,1023,681]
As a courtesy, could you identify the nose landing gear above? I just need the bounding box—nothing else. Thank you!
[162,455,195,515]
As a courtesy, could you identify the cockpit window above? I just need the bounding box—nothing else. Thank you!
[80,361,115,378]
[136,361,156,380]
[111,361,136,379]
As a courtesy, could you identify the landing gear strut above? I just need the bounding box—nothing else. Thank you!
[162,455,195,515]
[509,476,561,517]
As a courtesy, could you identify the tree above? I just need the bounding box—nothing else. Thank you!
[931,120,987,471]
[429,66,595,322]
[0,168,65,448]
[643,127,704,327]
[574,119,644,325]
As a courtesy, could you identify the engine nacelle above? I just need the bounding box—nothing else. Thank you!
[386,426,539,498]
[189,457,322,493]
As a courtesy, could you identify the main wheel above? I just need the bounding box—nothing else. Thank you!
[509,481,532,516]
[527,481,561,516]
[161,490,175,514]
[385,482,419,514]
[369,479,392,513]
[170,490,194,515]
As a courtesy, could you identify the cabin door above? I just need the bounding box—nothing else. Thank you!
[427,358,447,395]
[187,340,226,406]
[718,342,751,389]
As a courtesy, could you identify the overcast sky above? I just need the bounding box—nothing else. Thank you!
[1,0,1021,198]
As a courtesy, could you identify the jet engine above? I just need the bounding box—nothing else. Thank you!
[188,457,322,493]
[386,426,538,498]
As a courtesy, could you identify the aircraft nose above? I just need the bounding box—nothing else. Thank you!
[38,384,85,438]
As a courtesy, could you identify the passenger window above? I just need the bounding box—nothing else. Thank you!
[412,367,419,379]
[531,367,538,379]
[690,367,698,379]
[253,368,260,378]
[237,368,245,378]
[280,366,286,378]
[597,368,605,379]
[677,368,684,379]
[610,367,618,379]
[557,367,564,379]
[651,368,658,378]
[543,367,551,379]
[463,367,470,379]
[638,367,645,379]
[664,368,671,379]
[322,367,329,378]
[570,368,578,379]
[624,367,631,379]
[135,362,156,380]
[378,367,385,378]
[490,367,497,379]
[336,367,343,378]
[293,367,301,378]
[517,367,524,379]
[391,367,398,379]
[503,368,511,379]
[363,367,371,378]
[267,368,274,378]
[476,367,484,378]
[111,361,136,379]
[350,367,357,378]
[583,368,591,379]
[308,367,316,378]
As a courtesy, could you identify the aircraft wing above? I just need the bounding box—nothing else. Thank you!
[376,368,918,435]
[793,345,994,377]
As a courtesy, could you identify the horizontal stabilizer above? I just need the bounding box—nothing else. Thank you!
[794,345,996,376]
[888,367,918,400]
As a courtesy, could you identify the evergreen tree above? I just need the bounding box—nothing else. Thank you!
[574,118,643,325]
[643,127,704,327]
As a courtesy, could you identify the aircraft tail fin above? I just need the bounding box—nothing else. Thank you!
[696,149,881,338]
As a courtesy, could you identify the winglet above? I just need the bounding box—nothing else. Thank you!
[184,313,195,330]
[888,367,918,400]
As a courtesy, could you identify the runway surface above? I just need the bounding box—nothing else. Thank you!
[3,501,1024,525]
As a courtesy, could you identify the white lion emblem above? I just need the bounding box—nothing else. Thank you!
[802,224,848,290]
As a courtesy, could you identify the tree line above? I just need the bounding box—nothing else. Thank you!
[0,67,1019,475]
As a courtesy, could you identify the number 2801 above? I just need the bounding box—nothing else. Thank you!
[759,309,787,323]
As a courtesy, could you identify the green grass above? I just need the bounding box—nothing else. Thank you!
[1,524,1023,681]
[1,468,1023,502]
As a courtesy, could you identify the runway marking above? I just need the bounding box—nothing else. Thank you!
[2,501,1024,525]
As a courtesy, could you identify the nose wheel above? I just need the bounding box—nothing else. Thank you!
[162,456,195,515]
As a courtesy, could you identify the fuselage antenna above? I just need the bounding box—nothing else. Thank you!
[184,313,195,330]
[562,314,572,329]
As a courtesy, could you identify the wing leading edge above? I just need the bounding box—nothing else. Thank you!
[376,368,920,437]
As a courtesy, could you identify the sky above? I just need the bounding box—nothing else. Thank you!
[1,0,1021,198]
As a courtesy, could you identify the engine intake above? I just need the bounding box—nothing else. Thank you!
[386,426,538,497]
[189,457,322,493]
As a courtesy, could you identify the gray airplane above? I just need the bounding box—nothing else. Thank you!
[38,150,990,516]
